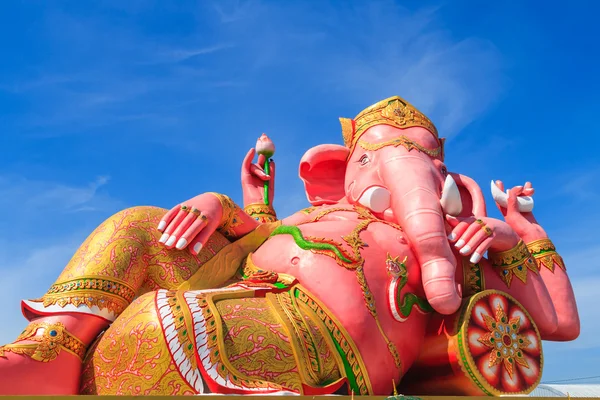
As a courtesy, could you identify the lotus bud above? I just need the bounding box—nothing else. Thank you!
[255,133,275,159]
[255,133,275,206]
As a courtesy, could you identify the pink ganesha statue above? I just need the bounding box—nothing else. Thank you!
[0,96,579,396]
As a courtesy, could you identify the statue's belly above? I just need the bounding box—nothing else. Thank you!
[252,220,428,394]
[252,221,370,332]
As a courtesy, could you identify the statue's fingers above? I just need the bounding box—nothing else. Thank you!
[249,163,270,180]
[471,236,495,264]
[158,205,180,232]
[269,160,276,183]
[460,225,493,258]
[446,215,471,242]
[506,186,524,213]
[241,148,256,177]
[169,209,202,249]
[523,182,535,196]
[161,206,190,244]
[454,219,483,250]
[257,154,266,166]
[269,160,276,203]
[177,213,208,250]
[189,224,216,256]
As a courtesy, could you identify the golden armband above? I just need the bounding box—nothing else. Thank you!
[526,238,566,272]
[488,240,538,288]
[243,203,278,223]
[0,322,86,362]
[209,193,244,240]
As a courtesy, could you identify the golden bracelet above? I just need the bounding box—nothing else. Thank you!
[526,238,566,272]
[488,240,531,267]
[252,214,279,223]
[243,203,277,217]
[488,240,538,288]
[0,322,86,362]
[209,193,243,239]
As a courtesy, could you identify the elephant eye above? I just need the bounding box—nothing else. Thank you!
[359,154,370,165]
[441,166,448,177]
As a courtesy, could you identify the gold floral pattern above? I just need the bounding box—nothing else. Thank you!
[295,287,373,395]
[210,193,244,240]
[244,203,277,217]
[454,290,543,396]
[462,258,485,297]
[80,293,195,395]
[488,240,538,288]
[358,136,442,159]
[0,322,85,362]
[29,206,230,320]
[526,238,566,272]
[195,290,289,392]
[299,206,318,215]
[165,291,197,370]
[477,303,532,379]
[488,240,532,267]
[273,292,323,385]
[341,96,440,158]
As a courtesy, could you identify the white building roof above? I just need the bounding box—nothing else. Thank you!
[529,384,600,397]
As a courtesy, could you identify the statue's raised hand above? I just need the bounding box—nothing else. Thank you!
[493,180,547,242]
[446,215,520,264]
[241,147,275,207]
[156,193,224,255]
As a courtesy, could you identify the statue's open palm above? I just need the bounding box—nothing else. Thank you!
[241,148,275,206]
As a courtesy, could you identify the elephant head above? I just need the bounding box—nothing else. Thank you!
[299,96,487,315]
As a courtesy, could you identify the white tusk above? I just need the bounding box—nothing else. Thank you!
[358,186,391,213]
[490,180,534,212]
[440,175,462,216]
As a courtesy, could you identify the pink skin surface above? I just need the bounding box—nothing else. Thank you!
[493,181,580,340]
[0,311,108,395]
[241,147,276,206]
[254,206,429,394]
[0,129,578,395]
[258,125,574,391]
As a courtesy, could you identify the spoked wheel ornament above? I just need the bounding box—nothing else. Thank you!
[457,290,543,395]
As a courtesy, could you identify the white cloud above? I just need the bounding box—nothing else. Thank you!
[0,175,120,216]
[0,237,83,344]
[0,174,123,344]
[216,1,507,136]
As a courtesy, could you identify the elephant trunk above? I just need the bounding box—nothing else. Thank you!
[382,153,462,315]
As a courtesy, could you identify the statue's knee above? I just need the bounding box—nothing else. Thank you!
[111,206,167,221]
[98,206,168,235]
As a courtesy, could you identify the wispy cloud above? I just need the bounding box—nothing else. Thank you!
[0,236,85,344]
[0,173,124,344]
[151,44,236,65]
[1,0,506,145]
[0,175,119,214]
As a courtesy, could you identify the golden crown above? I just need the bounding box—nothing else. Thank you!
[339,96,444,159]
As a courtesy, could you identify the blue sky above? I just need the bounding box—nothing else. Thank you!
[1,0,598,385]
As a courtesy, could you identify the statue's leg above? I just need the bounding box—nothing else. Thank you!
[0,206,230,395]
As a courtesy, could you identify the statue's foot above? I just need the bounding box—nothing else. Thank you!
[0,345,82,395]
[0,314,107,395]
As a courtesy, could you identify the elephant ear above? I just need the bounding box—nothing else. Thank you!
[299,144,349,206]
[450,173,488,218]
